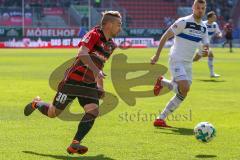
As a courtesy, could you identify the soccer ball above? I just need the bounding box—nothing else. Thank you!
[194,122,216,143]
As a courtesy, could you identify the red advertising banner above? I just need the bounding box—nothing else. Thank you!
[0,38,149,48]
[43,8,64,15]
[0,38,81,48]
[24,28,80,37]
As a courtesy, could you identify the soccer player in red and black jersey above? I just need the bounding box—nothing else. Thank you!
[223,19,233,52]
[24,11,122,155]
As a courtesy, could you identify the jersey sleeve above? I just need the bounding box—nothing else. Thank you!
[170,18,186,35]
[78,31,99,51]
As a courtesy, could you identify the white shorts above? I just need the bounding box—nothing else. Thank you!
[169,60,192,84]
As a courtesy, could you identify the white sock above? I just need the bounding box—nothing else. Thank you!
[208,57,214,75]
[161,78,172,89]
[158,94,185,120]
[161,78,179,94]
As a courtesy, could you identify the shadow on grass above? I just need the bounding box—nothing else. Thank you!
[196,79,226,83]
[22,151,116,160]
[195,154,217,158]
[154,127,193,136]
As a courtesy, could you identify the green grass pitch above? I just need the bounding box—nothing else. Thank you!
[0,48,240,160]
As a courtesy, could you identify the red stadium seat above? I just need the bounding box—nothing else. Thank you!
[115,0,186,28]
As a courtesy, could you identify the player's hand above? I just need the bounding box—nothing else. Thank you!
[98,70,106,79]
[216,33,222,39]
[94,70,106,80]
[150,55,159,65]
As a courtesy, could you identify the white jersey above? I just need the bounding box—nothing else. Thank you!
[170,15,209,62]
[203,20,222,42]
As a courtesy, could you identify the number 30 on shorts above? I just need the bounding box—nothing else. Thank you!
[56,92,67,104]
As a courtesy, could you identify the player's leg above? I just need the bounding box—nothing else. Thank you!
[229,39,233,52]
[155,50,200,95]
[154,62,190,96]
[154,63,191,127]
[193,48,203,62]
[222,41,225,48]
[208,50,214,76]
[73,103,99,142]
[67,84,99,155]
[222,38,228,48]
[154,75,183,96]
[154,62,188,96]
[67,103,98,155]
[154,80,189,126]
[208,50,220,78]
[193,54,202,62]
[24,92,74,118]
[24,96,61,117]
[154,76,175,96]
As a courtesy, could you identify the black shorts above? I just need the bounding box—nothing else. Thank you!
[225,33,233,40]
[53,80,100,110]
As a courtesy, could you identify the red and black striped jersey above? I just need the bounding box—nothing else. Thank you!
[64,26,117,83]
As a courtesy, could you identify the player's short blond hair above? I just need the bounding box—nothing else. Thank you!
[101,11,122,26]
[193,0,206,5]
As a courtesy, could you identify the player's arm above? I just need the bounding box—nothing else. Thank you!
[215,23,222,38]
[150,28,174,64]
[151,19,186,64]
[77,46,105,80]
[97,77,103,89]
[97,77,105,98]
[77,32,105,80]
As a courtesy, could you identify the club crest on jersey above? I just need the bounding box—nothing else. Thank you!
[82,36,90,43]
[201,26,205,33]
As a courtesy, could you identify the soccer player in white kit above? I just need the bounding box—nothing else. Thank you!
[193,11,222,78]
[150,0,209,127]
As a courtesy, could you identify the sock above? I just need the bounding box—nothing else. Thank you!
[73,113,96,142]
[161,78,179,94]
[171,81,180,94]
[208,57,214,76]
[158,93,185,120]
[161,78,172,90]
[36,102,50,116]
